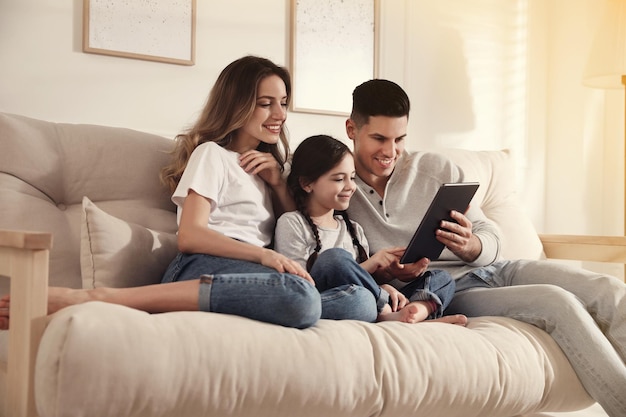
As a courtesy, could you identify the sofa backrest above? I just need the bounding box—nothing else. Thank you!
[0,112,543,294]
[442,148,543,261]
[0,113,177,293]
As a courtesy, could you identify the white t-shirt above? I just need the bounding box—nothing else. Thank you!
[172,141,274,247]
[274,211,370,269]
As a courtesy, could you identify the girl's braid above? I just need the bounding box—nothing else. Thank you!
[339,210,369,263]
[295,198,322,272]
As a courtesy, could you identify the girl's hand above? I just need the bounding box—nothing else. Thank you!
[260,248,315,286]
[364,247,406,283]
[361,246,405,275]
[239,150,283,187]
[380,284,407,312]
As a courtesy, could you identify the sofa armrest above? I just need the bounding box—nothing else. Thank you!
[0,230,51,417]
[539,234,626,264]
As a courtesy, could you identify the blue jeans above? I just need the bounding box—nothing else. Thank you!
[312,248,455,320]
[162,250,377,328]
[449,259,626,417]
[310,248,387,316]
[398,270,455,318]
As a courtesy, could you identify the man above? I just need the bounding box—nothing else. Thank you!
[345,79,626,417]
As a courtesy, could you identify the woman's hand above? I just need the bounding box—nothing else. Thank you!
[239,150,296,214]
[260,248,315,286]
[239,150,283,187]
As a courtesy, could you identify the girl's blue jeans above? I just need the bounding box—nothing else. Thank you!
[310,248,455,318]
[397,269,456,318]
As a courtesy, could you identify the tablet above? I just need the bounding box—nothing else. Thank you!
[400,182,479,264]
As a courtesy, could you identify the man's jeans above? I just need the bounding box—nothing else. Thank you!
[449,259,626,417]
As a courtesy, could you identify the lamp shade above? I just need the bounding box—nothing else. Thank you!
[584,0,626,89]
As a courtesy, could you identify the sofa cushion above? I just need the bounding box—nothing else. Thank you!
[443,149,544,261]
[34,302,593,417]
[0,112,178,291]
[80,197,178,289]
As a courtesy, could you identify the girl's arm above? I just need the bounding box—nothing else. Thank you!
[359,247,405,275]
[274,213,310,269]
[177,190,311,282]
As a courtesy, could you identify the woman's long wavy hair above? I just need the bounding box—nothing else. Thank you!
[160,55,292,192]
[287,135,368,271]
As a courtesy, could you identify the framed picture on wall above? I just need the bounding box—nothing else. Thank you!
[290,0,379,115]
[83,0,196,66]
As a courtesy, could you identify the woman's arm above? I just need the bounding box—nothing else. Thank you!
[177,191,264,261]
[177,191,311,281]
[269,180,296,216]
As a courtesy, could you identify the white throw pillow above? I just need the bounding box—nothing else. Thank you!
[80,196,178,289]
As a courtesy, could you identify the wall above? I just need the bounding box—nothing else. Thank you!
[543,0,624,278]
[0,1,534,146]
[0,0,347,142]
[380,0,542,226]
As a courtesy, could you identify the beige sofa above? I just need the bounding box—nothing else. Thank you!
[1,112,623,417]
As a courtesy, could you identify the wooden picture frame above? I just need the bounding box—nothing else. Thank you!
[289,0,379,115]
[83,0,196,66]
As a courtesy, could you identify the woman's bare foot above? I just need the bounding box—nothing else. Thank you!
[0,287,95,330]
[0,294,10,330]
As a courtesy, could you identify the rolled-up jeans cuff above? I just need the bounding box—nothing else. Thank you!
[198,274,214,312]
[377,287,390,313]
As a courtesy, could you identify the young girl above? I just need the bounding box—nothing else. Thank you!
[275,135,467,325]
[0,56,375,330]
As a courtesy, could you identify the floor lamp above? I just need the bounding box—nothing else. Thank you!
[583,0,626,277]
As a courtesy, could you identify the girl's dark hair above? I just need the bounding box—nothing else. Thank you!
[287,135,368,271]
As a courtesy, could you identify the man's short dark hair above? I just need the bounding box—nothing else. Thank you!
[350,79,410,127]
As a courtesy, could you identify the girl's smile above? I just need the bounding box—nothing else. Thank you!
[305,153,357,220]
